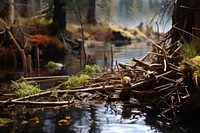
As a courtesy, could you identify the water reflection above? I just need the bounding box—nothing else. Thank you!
[85,41,151,69]
[0,104,163,133]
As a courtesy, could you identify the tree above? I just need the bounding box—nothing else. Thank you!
[172,0,200,44]
[0,0,15,47]
[87,0,97,25]
[0,0,14,26]
[118,0,133,26]
[51,0,67,34]
[19,0,28,17]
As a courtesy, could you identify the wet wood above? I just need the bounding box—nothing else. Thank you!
[0,99,72,105]
[21,75,70,81]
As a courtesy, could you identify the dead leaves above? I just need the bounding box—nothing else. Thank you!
[21,117,40,125]
[58,116,72,126]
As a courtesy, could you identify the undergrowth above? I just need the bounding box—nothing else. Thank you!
[14,81,41,98]
[57,64,100,89]
[0,118,13,127]
[57,74,90,89]
[180,41,198,59]
[82,64,100,73]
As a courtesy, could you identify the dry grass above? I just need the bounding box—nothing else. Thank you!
[67,23,113,41]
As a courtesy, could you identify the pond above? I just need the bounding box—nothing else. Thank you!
[0,1,197,132]
[0,41,197,133]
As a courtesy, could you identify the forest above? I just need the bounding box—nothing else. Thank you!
[1,0,200,132]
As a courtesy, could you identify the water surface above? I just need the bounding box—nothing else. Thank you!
[0,103,164,133]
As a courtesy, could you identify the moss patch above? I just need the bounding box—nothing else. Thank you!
[0,118,13,127]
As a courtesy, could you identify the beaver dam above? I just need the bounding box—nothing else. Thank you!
[1,30,200,122]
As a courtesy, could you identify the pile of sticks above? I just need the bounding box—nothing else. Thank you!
[117,38,189,119]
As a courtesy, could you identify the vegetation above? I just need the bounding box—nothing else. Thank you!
[47,61,63,72]
[180,43,198,59]
[0,118,13,127]
[179,56,200,88]
[57,74,90,89]
[82,64,100,73]
[47,61,58,69]
[14,81,41,98]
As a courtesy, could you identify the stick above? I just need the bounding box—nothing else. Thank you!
[11,84,124,102]
[22,75,70,81]
[0,99,72,105]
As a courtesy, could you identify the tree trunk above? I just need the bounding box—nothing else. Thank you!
[172,0,200,44]
[0,0,15,26]
[52,0,66,34]
[87,0,97,25]
[20,0,28,17]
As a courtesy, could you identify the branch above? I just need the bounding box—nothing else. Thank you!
[0,99,72,105]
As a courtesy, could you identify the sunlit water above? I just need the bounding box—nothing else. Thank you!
[0,103,165,133]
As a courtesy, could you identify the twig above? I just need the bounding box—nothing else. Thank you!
[173,25,200,40]
[22,75,70,81]
[0,99,72,105]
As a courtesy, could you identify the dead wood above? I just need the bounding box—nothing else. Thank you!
[23,75,70,80]
[0,99,72,105]
[9,84,123,103]
[0,18,27,70]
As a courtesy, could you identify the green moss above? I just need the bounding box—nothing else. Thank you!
[56,64,100,89]
[57,74,90,89]
[82,64,100,73]
[0,118,13,127]
[14,81,41,98]
[180,42,198,59]
[46,61,63,72]
[47,61,57,68]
